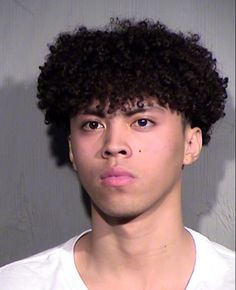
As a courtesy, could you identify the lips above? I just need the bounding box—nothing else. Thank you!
[100,167,135,186]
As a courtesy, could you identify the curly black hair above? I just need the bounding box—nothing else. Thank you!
[37,18,228,145]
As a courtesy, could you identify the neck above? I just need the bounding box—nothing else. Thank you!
[93,199,184,260]
[74,190,196,289]
[80,189,189,267]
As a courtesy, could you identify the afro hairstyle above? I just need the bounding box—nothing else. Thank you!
[37,18,228,145]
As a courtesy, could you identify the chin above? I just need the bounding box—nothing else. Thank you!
[92,202,144,224]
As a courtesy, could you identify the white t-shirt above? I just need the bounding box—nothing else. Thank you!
[0,228,234,290]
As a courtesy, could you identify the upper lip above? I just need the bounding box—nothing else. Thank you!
[100,167,135,179]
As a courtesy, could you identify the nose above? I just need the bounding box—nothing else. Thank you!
[101,126,132,159]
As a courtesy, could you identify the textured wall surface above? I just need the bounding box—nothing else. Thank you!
[0,0,235,267]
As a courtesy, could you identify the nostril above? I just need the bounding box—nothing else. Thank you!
[103,149,127,157]
[104,150,126,155]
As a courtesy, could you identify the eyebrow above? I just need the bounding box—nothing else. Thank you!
[80,106,165,118]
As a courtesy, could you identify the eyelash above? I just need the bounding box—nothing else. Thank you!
[81,118,155,131]
[131,118,155,128]
[81,121,104,131]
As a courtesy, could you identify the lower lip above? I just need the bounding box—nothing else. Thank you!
[101,176,135,186]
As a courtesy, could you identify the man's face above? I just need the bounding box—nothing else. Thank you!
[69,99,201,220]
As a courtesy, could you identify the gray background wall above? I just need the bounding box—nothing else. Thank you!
[0,0,235,267]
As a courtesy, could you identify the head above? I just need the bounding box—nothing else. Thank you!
[36,19,228,220]
[37,18,228,146]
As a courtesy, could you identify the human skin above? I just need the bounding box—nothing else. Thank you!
[69,99,202,220]
[68,98,202,289]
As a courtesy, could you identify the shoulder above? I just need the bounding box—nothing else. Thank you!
[188,228,235,263]
[187,228,235,289]
[0,235,81,290]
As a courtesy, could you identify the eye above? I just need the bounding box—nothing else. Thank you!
[132,118,154,128]
[82,121,104,131]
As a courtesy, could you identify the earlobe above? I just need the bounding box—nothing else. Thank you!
[68,137,78,171]
[183,127,202,165]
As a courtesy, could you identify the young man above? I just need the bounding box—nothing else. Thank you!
[0,19,234,289]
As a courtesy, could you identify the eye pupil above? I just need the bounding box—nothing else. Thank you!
[138,119,147,126]
[89,121,98,129]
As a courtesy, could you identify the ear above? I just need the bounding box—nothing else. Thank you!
[183,127,202,165]
[68,137,78,171]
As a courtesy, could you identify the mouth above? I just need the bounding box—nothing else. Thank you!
[100,167,135,187]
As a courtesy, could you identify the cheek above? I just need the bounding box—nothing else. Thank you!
[70,138,85,165]
[71,137,100,168]
[163,137,186,167]
[140,134,185,164]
